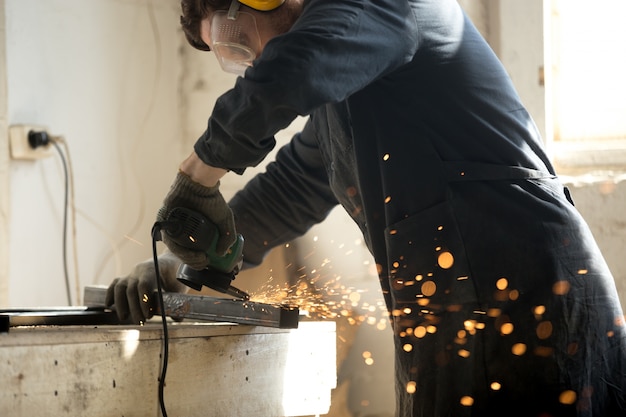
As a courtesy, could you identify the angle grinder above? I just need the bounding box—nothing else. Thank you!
[161,207,249,300]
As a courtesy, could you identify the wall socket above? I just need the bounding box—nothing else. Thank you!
[9,124,55,160]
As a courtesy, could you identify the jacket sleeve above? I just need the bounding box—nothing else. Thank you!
[194,0,419,173]
[228,120,338,266]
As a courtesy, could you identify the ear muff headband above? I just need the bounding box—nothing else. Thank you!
[238,0,285,11]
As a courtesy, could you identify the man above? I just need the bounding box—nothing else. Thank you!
[107,0,626,415]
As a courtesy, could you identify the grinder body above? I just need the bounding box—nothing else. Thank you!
[163,207,247,298]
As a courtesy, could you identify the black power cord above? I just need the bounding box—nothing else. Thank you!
[151,222,170,417]
[28,130,73,306]
[52,141,72,306]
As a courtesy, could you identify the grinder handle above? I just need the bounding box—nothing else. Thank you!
[164,207,244,274]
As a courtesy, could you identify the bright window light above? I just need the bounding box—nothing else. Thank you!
[551,0,626,142]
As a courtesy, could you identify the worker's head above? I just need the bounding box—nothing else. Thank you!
[180,0,303,75]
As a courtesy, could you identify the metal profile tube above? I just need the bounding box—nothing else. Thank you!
[83,286,299,329]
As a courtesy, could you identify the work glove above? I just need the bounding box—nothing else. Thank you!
[156,171,236,270]
[105,251,186,324]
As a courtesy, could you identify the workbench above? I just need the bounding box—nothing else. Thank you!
[0,320,336,417]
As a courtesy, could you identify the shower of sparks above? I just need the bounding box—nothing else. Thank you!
[460,396,474,406]
[496,278,508,290]
[242,237,396,327]
[559,390,577,405]
[536,321,553,339]
[553,280,571,295]
[248,270,389,324]
[458,349,470,358]
[123,235,143,246]
[406,381,417,394]
[244,235,624,412]
[500,322,514,335]
[437,251,454,269]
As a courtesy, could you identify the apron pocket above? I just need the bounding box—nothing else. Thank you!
[384,200,478,315]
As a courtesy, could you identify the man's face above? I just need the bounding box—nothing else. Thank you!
[200,5,280,75]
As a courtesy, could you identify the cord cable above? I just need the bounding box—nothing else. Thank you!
[151,222,169,417]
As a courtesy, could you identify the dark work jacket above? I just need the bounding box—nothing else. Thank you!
[194,0,626,415]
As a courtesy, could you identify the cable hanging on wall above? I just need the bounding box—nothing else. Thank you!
[28,130,80,306]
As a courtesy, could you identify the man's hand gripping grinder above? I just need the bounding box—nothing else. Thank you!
[162,207,249,300]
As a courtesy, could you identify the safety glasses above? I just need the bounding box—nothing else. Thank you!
[209,0,262,76]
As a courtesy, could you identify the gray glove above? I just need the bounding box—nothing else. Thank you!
[105,251,186,324]
[156,172,236,270]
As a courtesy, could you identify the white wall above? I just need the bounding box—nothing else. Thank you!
[0,0,9,307]
[3,0,189,307]
[1,0,297,308]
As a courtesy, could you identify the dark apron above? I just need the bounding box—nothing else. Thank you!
[385,162,626,417]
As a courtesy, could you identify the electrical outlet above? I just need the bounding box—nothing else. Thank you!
[9,124,55,160]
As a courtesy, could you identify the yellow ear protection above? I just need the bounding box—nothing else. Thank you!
[238,0,285,11]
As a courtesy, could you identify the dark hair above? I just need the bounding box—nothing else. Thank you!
[180,0,230,51]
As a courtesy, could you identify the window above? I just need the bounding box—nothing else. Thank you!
[549,0,626,171]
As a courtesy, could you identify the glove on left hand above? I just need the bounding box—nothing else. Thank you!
[105,251,186,324]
